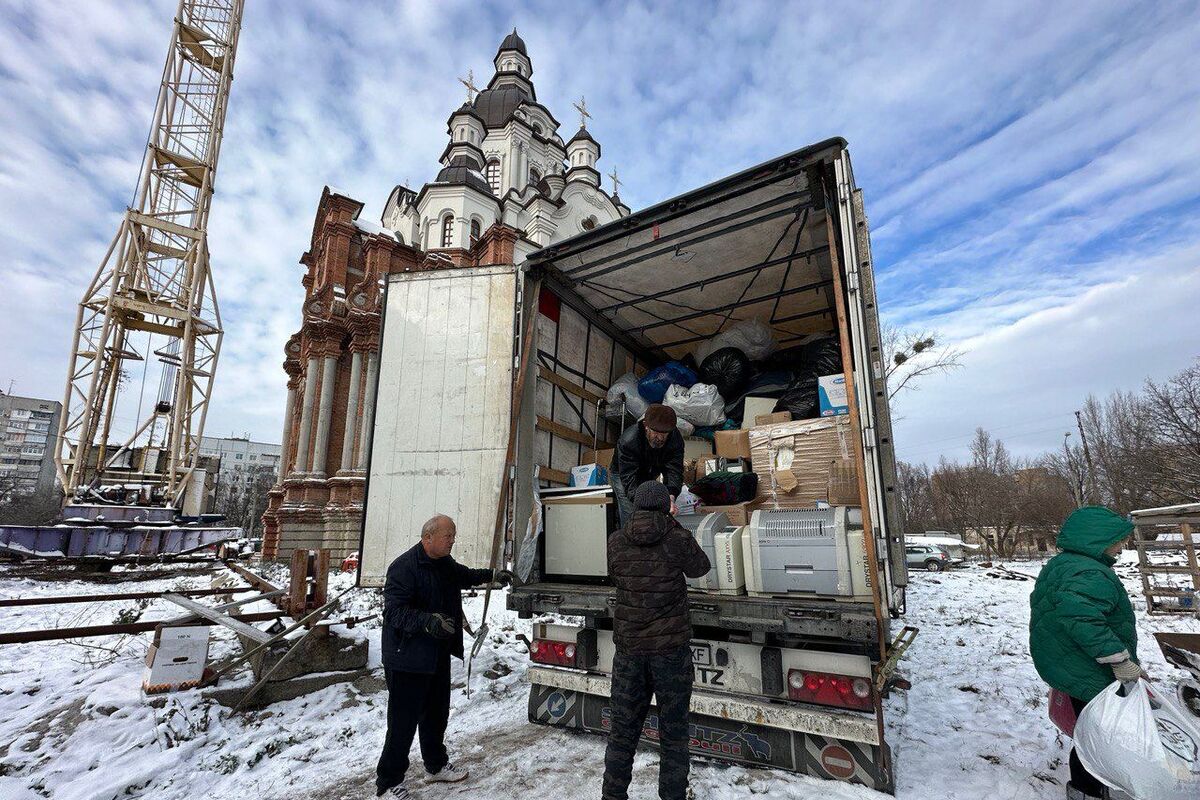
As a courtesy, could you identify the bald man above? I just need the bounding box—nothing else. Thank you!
[376,515,512,799]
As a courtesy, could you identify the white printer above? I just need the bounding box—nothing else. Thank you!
[678,512,747,595]
[742,507,872,600]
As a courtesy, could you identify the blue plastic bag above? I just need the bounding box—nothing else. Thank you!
[637,361,698,403]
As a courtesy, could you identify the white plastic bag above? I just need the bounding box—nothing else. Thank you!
[663,383,726,427]
[606,372,648,419]
[695,319,778,364]
[1075,680,1200,800]
[676,485,700,516]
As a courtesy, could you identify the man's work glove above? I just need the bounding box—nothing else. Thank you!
[424,612,457,639]
[494,569,514,587]
[1098,650,1145,682]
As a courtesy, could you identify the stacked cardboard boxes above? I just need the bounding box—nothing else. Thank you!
[748,415,859,509]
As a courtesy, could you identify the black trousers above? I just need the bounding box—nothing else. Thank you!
[376,651,451,794]
[602,644,693,800]
[1069,696,1106,796]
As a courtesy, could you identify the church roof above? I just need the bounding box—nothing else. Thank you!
[567,126,597,146]
[497,28,527,57]
[473,84,533,128]
[435,155,493,195]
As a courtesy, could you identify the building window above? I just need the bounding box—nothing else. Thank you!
[529,166,541,186]
[440,214,454,248]
[485,159,501,194]
[532,123,543,136]
[581,215,598,231]
[470,218,482,247]
[235,453,243,460]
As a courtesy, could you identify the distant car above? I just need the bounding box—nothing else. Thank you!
[341,551,359,573]
[906,544,953,572]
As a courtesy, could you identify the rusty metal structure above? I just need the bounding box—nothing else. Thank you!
[56,0,244,508]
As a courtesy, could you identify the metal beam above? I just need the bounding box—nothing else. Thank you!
[0,585,257,608]
[161,592,273,643]
[0,611,283,645]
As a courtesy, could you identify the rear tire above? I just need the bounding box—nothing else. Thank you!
[925,560,943,573]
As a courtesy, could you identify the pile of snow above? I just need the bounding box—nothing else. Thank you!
[0,559,1196,799]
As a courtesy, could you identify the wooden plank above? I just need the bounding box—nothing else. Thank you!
[539,365,605,405]
[161,593,273,643]
[539,466,570,485]
[536,415,612,450]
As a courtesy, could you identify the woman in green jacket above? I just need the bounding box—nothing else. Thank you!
[1029,506,1144,800]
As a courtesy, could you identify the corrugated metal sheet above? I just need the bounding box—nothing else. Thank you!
[359,266,518,586]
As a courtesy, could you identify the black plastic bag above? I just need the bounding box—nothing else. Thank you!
[774,373,819,420]
[723,369,793,425]
[699,347,752,402]
[803,335,842,377]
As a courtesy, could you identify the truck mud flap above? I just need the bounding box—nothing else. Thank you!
[528,683,891,792]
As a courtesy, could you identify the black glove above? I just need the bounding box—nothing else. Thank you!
[494,569,514,587]
[423,613,457,639]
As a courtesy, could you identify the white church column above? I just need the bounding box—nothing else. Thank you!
[339,350,364,471]
[293,357,318,474]
[311,354,338,476]
[357,351,380,470]
[278,384,296,474]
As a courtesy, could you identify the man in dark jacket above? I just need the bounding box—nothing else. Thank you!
[375,514,511,799]
[602,481,710,800]
[615,404,685,525]
[1029,505,1142,800]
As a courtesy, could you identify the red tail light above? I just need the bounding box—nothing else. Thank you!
[787,669,873,710]
[529,639,577,667]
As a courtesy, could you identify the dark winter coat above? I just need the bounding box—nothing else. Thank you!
[1029,506,1138,702]
[607,510,711,654]
[381,542,493,674]
[616,425,685,499]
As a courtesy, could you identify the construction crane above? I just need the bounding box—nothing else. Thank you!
[55,0,244,511]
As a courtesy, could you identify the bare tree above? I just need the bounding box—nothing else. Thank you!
[896,461,936,535]
[883,326,964,400]
[0,478,63,525]
[214,464,275,536]
[1143,360,1200,502]
[1042,434,1087,509]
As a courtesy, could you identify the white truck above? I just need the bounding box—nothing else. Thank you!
[358,138,911,792]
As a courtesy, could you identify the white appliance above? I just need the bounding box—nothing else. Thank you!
[539,486,617,582]
[742,507,871,600]
[679,512,747,595]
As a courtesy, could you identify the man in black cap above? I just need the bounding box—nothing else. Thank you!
[603,480,710,800]
[614,403,685,525]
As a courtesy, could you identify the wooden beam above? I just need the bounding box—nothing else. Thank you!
[538,366,605,405]
[536,415,612,450]
[161,593,273,643]
[539,466,570,485]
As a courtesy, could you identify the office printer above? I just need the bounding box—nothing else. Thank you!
[677,511,747,595]
[742,507,871,600]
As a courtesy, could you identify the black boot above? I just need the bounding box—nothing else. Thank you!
[1066,782,1108,800]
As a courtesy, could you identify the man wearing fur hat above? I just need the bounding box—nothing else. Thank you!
[613,403,685,525]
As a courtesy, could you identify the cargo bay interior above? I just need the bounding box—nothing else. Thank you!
[514,140,905,639]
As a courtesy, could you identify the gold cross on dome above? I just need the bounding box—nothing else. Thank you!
[459,69,479,102]
[608,167,622,197]
[573,96,592,129]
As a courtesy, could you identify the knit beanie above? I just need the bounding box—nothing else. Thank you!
[633,480,671,513]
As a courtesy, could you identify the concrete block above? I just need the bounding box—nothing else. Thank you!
[204,667,372,710]
[236,627,369,682]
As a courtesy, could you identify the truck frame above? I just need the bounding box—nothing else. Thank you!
[359,138,910,792]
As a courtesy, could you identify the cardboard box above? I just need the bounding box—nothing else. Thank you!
[570,464,608,487]
[143,625,210,694]
[697,501,753,527]
[748,416,859,509]
[683,436,714,461]
[818,374,849,416]
[583,448,614,469]
[754,410,792,426]
[713,429,751,459]
[741,397,778,429]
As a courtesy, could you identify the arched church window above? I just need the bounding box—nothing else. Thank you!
[529,166,541,186]
[470,218,482,247]
[532,123,543,136]
[581,216,597,231]
[486,159,501,194]
[440,214,454,248]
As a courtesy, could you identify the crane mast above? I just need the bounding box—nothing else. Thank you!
[55,0,244,508]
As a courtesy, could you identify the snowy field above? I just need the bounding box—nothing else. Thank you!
[0,553,1196,800]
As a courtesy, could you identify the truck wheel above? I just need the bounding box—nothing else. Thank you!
[925,560,943,573]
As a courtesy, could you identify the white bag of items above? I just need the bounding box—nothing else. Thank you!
[695,319,778,364]
[1075,680,1200,799]
[663,383,725,427]
[606,372,648,419]
[676,485,700,516]
[675,417,695,436]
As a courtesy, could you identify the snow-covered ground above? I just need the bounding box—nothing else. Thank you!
[0,554,1196,800]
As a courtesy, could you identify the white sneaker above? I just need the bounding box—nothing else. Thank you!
[379,785,409,799]
[426,761,468,783]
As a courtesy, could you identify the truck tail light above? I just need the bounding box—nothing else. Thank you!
[787,669,873,711]
[530,639,578,667]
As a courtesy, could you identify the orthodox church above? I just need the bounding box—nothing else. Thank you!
[262,31,628,559]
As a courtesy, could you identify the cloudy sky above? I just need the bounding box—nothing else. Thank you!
[1,0,1198,466]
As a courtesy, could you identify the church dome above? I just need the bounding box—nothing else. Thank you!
[497,28,527,57]
[473,84,531,128]
[435,155,492,195]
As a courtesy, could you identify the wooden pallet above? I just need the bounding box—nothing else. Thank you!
[1131,504,1200,617]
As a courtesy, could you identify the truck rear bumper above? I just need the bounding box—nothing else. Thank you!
[528,667,891,792]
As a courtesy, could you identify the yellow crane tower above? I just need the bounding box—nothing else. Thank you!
[55,0,245,511]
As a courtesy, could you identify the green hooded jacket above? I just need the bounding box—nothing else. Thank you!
[1029,506,1137,702]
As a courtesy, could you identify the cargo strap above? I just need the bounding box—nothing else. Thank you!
[875,624,919,692]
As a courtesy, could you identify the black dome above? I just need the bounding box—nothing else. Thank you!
[473,84,531,128]
[497,29,527,57]
[436,155,492,196]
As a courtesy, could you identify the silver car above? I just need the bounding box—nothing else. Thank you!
[905,543,952,572]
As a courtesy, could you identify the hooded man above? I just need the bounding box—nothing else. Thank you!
[602,480,711,800]
[1029,505,1143,800]
[614,404,685,525]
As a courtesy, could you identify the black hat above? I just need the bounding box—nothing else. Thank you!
[644,404,677,433]
[633,480,671,513]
